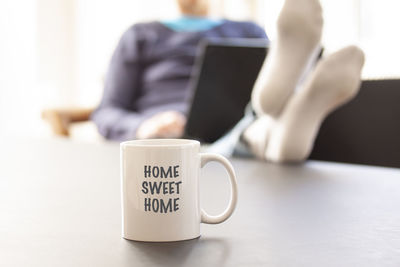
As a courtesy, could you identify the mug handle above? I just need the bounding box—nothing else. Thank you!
[199,153,238,224]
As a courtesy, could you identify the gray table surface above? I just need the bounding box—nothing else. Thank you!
[1,138,399,267]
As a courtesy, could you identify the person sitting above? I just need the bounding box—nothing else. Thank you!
[91,0,268,141]
[92,0,365,163]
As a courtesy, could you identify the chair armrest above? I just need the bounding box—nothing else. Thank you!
[42,108,94,137]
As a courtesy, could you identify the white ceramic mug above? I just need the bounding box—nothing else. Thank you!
[120,139,238,242]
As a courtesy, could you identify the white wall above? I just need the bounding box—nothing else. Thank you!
[358,0,400,78]
[36,0,76,107]
[0,0,37,136]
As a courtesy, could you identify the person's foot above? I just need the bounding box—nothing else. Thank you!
[251,0,323,118]
[265,45,365,162]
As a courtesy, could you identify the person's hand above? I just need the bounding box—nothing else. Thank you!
[136,111,187,139]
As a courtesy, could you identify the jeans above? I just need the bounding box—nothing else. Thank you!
[206,104,255,158]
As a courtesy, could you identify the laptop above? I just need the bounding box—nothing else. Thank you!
[184,38,269,143]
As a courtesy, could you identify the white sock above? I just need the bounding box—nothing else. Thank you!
[265,45,365,162]
[251,0,323,118]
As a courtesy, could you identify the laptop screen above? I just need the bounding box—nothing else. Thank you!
[184,39,269,143]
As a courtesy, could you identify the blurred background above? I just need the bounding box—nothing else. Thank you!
[1,0,399,139]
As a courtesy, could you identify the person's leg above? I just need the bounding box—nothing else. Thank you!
[243,0,366,163]
[251,0,323,118]
[243,0,323,160]
[265,46,365,162]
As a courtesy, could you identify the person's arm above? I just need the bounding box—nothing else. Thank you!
[91,25,152,141]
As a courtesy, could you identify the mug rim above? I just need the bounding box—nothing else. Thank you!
[121,139,200,148]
